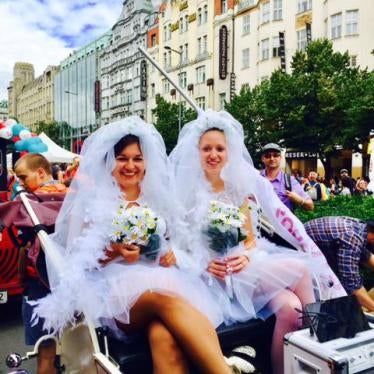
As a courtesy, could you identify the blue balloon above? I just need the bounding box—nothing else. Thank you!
[28,143,48,153]
[12,124,27,136]
[14,139,27,151]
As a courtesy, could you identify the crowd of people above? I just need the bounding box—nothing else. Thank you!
[1,110,373,374]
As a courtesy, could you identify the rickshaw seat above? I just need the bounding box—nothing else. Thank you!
[99,316,275,373]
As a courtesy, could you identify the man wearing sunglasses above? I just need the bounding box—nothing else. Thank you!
[260,143,313,211]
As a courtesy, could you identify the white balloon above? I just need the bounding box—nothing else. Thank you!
[5,118,17,127]
[0,127,13,139]
[19,129,32,139]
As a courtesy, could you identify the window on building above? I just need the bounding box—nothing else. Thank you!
[297,0,312,13]
[261,1,270,23]
[261,38,270,60]
[242,48,250,69]
[273,0,282,20]
[221,0,228,14]
[185,15,189,32]
[196,66,206,84]
[203,5,208,23]
[162,79,170,94]
[125,89,132,104]
[346,10,358,35]
[324,17,328,37]
[150,34,156,47]
[272,35,280,57]
[151,83,155,97]
[331,13,342,39]
[133,86,140,102]
[198,35,208,55]
[163,52,167,68]
[196,96,206,110]
[198,8,202,25]
[182,43,189,61]
[297,28,307,50]
[243,14,250,34]
[241,83,250,91]
[219,93,226,110]
[167,24,171,40]
[179,71,187,88]
[350,55,357,67]
[179,17,184,33]
[163,25,168,41]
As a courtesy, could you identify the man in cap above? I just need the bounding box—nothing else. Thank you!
[260,143,313,211]
[339,168,355,195]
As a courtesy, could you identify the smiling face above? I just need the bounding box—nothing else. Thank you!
[199,129,228,178]
[111,140,145,193]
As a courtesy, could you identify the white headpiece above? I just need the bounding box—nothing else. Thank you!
[36,116,175,332]
[169,110,346,299]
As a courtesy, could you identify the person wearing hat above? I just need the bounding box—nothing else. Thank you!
[339,168,355,195]
[260,143,313,211]
[305,217,374,311]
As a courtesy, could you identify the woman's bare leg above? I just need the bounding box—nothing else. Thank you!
[148,319,189,374]
[117,292,231,374]
[268,290,302,374]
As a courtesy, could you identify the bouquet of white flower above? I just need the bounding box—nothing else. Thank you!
[110,205,160,260]
[205,200,247,256]
[204,200,248,298]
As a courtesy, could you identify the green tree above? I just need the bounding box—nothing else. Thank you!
[33,120,60,144]
[152,95,197,153]
[259,39,372,176]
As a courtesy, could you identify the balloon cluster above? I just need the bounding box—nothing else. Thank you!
[0,118,48,154]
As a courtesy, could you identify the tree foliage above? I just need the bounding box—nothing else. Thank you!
[152,95,197,153]
[33,120,60,144]
[225,39,374,175]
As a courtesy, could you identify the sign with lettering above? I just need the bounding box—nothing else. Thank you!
[279,32,286,73]
[140,60,147,101]
[306,23,312,44]
[285,151,319,159]
[94,80,101,113]
[219,25,228,79]
[230,73,236,100]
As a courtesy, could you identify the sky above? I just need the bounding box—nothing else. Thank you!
[0,0,161,102]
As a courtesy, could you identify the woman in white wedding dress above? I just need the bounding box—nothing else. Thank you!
[33,116,237,374]
[169,110,346,373]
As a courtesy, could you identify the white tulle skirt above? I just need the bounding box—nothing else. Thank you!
[202,238,316,325]
[81,260,224,331]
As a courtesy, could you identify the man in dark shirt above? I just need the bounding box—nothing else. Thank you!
[305,217,374,311]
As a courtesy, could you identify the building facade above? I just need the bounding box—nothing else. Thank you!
[7,62,35,120]
[54,31,112,150]
[16,65,59,129]
[100,0,154,124]
[232,0,374,92]
[146,0,216,121]
[0,101,8,121]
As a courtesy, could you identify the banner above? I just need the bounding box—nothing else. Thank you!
[279,32,286,73]
[219,26,228,79]
[368,137,374,192]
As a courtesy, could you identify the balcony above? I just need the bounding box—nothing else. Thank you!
[237,0,256,13]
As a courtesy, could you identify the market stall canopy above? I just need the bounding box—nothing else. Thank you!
[38,133,78,163]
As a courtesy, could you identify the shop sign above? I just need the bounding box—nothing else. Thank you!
[94,80,101,113]
[219,25,228,79]
[140,60,147,101]
[285,151,319,159]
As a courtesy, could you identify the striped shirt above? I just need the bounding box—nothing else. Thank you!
[304,216,369,294]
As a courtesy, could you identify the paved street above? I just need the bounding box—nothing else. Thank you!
[0,300,36,374]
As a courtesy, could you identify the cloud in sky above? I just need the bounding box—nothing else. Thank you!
[0,0,163,101]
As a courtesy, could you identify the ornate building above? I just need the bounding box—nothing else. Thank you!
[100,0,154,124]
[16,65,59,129]
[7,62,34,120]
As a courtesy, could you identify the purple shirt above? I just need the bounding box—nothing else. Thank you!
[260,169,309,210]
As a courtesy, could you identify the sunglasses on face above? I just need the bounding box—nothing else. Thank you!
[263,152,281,159]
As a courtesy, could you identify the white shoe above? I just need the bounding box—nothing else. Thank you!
[225,355,256,374]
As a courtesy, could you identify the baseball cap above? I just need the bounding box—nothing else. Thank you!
[340,169,348,174]
[261,143,282,154]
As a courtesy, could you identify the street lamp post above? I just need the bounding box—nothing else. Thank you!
[164,46,182,133]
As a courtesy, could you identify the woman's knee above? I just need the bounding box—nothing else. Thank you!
[148,320,184,362]
[274,292,302,325]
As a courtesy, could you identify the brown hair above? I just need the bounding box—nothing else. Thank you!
[15,153,52,175]
[114,134,140,157]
